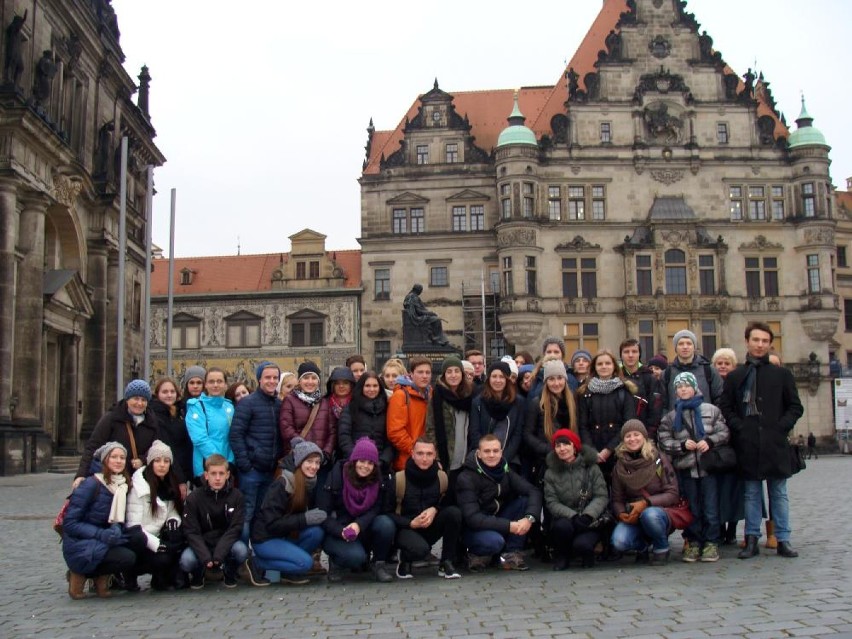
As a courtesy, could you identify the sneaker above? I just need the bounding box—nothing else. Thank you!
[241,558,270,587]
[189,572,205,590]
[281,576,310,585]
[701,543,720,562]
[500,551,529,571]
[682,545,701,563]
[372,561,393,583]
[438,560,461,579]
[650,550,670,566]
[467,553,491,573]
[223,570,237,588]
[396,561,414,579]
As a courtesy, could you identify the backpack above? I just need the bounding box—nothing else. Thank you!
[394,469,448,515]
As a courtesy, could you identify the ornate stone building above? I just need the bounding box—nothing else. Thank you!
[359,0,839,438]
[149,230,361,383]
[0,1,165,474]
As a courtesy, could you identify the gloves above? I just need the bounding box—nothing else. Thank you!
[304,508,327,526]
[573,514,594,530]
[625,499,649,516]
[97,524,125,546]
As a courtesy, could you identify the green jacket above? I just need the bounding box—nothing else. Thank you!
[543,446,608,520]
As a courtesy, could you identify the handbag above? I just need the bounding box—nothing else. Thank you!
[699,444,737,474]
[158,519,186,553]
[577,466,614,529]
[642,489,695,531]
[53,499,70,538]
[789,443,806,474]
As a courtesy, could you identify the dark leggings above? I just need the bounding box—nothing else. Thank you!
[549,516,600,559]
[92,546,137,576]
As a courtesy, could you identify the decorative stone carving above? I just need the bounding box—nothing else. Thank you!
[52,174,82,207]
[634,67,692,103]
[660,230,688,245]
[555,236,601,251]
[801,316,840,342]
[550,114,568,144]
[644,103,683,144]
[665,297,692,311]
[766,298,780,312]
[804,228,835,245]
[650,169,684,185]
[497,228,536,248]
[739,235,783,250]
[649,36,671,59]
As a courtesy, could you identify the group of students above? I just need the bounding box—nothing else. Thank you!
[60,323,803,598]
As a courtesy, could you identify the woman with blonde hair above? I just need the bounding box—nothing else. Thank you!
[711,348,738,380]
[380,358,407,398]
[711,347,744,546]
[277,371,297,401]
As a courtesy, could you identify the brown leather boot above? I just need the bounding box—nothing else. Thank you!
[68,572,86,600]
[764,520,778,549]
[94,575,112,598]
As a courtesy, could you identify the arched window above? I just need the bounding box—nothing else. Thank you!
[665,249,687,294]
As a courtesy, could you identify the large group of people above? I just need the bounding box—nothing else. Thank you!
[60,321,804,598]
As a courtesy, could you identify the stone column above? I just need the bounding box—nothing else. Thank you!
[11,195,48,424]
[0,181,17,424]
[82,244,108,441]
[57,334,80,454]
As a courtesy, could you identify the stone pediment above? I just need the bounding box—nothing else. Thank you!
[386,192,430,205]
[739,235,783,251]
[43,270,93,318]
[225,310,263,321]
[555,236,601,252]
[447,189,490,202]
[289,228,327,242]
[286,308,327,320]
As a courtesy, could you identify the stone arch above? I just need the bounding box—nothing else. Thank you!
[44,203,86,273]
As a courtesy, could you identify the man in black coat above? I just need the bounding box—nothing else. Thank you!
[456,434,542,571]
[718,322,804,559]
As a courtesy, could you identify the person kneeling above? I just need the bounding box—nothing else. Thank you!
[392,438,462,579]
[610,420,680,565]
[180,454,264,588]
[456,434,543,572]
[319,438,396,583]
[544,429,608,570]
[249,438,327,585]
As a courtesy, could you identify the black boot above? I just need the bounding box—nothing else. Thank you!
[738,535,759,559]
[777,541,799,558]
[551,554,569,571]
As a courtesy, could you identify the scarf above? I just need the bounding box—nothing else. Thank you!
[741,354,767,417]
[673,395,706,439]
[432,384,473,453]
[482,397,512,421]
[405,456,439,488]
[96,472,128,524]
[588,377,624,395]
[330,394,351,420]
[295,389,322,406]
[342,463,380,516]
[476,455,508,483]
[613,451,661,493]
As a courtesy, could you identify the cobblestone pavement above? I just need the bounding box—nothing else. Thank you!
[2,458,852,639]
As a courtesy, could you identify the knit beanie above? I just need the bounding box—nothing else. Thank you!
[277,371,295,393]
[94,441,127,462]
[183,365,206,387]
[673,371,699,391]
[552,428,581,451]
[146,439,174,464]
[256,360,280,382]
[350,437,379,464]
[647,355,668,369]
[501,355,519,377]
[570,349,593,365]
[673,329,698,350]
[621,419,648,441]
[518,364,534,376]
[542,336,566,357]
[442,356,463,374]
[543,359,568,380]
[124,379,152,401]
[487,360,512,380]
[291,437,323,468]
[298,361,321,380]
[461,360,475,374]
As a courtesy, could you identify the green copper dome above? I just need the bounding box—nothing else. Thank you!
[497,95,538,148]
[788,96,827,148]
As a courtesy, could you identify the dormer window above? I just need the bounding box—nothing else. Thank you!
[179,268,194,285]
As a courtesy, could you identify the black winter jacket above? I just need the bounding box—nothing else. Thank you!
[76,401,159,478]
[150,399,192,483]
[578,382,637,454]
[182,481,245,565]
[229,389,282,474]
[389,459,446,528]
[468,395,525,466]
[337,396,394,469]
[251,472,318,544]
[318,461,392,538]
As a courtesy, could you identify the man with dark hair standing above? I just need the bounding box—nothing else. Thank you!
[465,350,486,386]
[619,338,659,439]
[719,322,803,559]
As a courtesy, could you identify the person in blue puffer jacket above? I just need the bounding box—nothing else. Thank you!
[229,360,283,541]
[185,367,235,480]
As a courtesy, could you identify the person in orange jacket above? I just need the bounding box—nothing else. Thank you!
[387,357,433,471]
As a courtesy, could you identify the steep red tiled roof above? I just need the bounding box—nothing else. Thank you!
[837,190,852,213]
[150,249,361,296]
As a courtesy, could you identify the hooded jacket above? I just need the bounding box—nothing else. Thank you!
[386,377,430,471]
[75,401,159,479]
[543,447,608,521]
[229,388,282,474]
[455,450,542,534]
[185,394,235,478]
[62,476,115,574]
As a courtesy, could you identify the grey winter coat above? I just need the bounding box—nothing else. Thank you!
[657,401,730,478]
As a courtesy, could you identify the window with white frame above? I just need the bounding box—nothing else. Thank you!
[548,186,562,220]
[374,268,390,300]
[416,145,429,165]
[636,255,653,295]
[568,186,585,220]
[430,266,448,287]
[802,182,816,217]
[807,254,821,293]
[665,249,687,294]
[745,256,779,298]
[445,143,458,163]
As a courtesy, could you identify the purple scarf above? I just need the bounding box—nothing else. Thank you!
[342,463,379,516]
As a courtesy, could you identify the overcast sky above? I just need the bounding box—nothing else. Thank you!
[112,0,851,258]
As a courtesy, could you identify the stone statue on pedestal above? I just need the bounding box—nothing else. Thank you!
[402,284,450,348]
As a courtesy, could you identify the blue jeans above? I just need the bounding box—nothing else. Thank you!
[611,506,670,553]
[323,514,396,568]
[179,540,249,577]
[464,496,528,555]
[679,472,721,545]
[252,526,324,576]
[744,479,791,541]
[239,469,273,542]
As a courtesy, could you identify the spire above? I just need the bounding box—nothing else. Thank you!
[507,91,526,127]
[795,93,813,129]
[137,65,151,118]
[788,93,827,149]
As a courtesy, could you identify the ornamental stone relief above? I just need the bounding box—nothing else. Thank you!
[650,169,684,185]
[52,174,83,208]
[497,228,537,248]
[803,228,835,245]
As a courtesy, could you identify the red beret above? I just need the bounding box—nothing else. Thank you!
[552,428,581,451]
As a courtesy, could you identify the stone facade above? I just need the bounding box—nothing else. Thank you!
[358,0,839,439]
[149,230,362,384]
[0,1,165,474]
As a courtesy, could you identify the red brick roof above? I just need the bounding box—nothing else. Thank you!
[150,249,361,295]
[364,0,788,174]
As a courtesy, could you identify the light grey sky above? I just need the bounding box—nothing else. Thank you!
[112,0,850,258]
